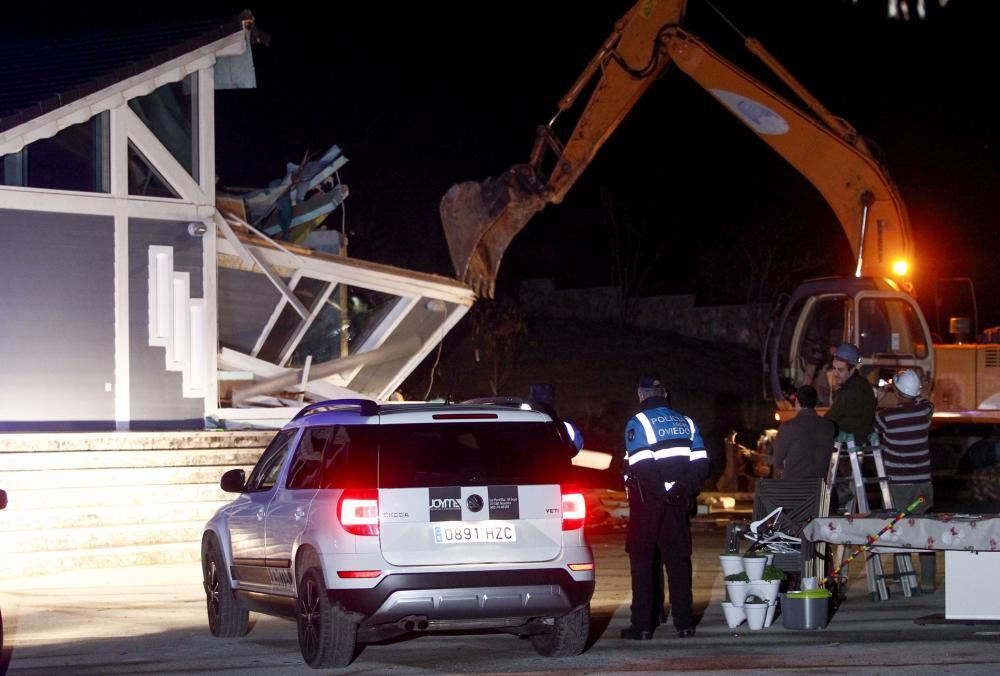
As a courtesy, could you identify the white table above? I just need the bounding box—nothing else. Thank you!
[803,512,1000,620]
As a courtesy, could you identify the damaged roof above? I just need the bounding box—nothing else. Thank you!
[0,11,263,133]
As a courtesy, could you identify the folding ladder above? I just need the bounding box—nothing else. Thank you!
[826,432,918,600]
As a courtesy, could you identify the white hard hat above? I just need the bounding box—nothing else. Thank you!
[895,369,922,398]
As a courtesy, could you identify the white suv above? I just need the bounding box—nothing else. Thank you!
[201,398,594,668]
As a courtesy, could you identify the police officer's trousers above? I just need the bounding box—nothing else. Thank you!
[625,494,694,631]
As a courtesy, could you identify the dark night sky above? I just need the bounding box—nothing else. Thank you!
[9,1,1000,326]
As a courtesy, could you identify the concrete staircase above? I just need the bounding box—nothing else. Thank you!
[0,430,274,579]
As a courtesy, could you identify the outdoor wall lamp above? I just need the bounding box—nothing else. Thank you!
[187,222,209,237]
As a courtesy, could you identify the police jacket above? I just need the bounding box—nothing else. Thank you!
[624,396,710,501]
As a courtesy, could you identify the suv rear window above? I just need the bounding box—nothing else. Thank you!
[377,421,571,488]
[286,424,378,489]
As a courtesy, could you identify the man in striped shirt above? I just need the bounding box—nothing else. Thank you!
[875,368,936,591]
[620,374,709,640]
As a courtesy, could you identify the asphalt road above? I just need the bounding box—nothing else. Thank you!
[2,527,998,675]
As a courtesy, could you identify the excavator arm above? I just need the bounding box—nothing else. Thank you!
[665,32,913,283]
[440,0,687,297]
[440,0,913,297]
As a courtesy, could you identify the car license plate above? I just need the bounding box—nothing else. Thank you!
[432,522,516,544]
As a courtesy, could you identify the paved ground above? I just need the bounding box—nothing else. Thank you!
[2,526,999,675]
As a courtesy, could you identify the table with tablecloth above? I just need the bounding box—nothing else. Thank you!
[803,512,1000,620]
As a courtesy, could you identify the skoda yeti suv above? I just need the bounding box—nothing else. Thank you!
[201,398,594,668]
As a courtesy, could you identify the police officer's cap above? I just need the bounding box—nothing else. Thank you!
[638,374,665,389]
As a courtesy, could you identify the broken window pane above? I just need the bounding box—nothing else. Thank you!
[289,286,397,367]
[127,143,179,198]
[256,276,330,364]
[1,111,110,192]
[128,73,199,181]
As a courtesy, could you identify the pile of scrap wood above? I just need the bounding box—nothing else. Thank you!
[217,143,349,248]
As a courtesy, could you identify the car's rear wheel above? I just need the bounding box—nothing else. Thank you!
[296,554,358,668]
[202,536,249,637]
[529,603,590,657]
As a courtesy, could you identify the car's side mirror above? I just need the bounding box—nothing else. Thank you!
[0,489,7,509]
[220,469,246,493]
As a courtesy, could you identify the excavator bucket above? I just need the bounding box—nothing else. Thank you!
[440,164,548,297]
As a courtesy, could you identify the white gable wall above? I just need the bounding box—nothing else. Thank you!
[0,25,475,431]
[0,29,247,430]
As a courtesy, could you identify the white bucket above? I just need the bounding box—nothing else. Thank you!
[764,599,778,627]
[721,602,746,629]
[743,555,767,581]
[726,580,750,606]
[745,602,767,630]
[749,579,781,604]
[720,554,745,577]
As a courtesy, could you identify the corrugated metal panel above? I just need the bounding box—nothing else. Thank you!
[985,347,1000,369]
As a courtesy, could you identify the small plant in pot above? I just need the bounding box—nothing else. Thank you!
[724,571,751,605]
[761,565,785,582]
[751,565,785,603]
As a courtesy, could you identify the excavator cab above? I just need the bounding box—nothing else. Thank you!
[765,277,934,417]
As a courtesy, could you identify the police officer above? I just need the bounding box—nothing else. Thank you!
[620,374,709,640]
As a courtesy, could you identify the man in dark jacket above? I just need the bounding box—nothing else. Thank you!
[773,385,836,479]
[824,342,877,511]
[825,342,876,440]
[620,374,709,640]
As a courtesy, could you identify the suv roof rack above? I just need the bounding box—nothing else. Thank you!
[460,396,532,409]
[292,398,379,421]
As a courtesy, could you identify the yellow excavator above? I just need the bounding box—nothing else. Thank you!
[440,0,911,299]
[439,0,1000,435]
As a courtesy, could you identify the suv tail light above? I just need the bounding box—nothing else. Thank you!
[561,490,586,530]
[338,489,379,536]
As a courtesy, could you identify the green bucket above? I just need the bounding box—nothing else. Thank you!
[782,589,832,630]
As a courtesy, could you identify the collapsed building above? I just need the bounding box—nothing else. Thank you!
[0,12,474,433]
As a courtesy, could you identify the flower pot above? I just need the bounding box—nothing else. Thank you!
[743,555,767,581]
[721,601,746,629]
[726,580,750,606]
[720,554,745,577]
[745,602,767,630]
[764,599,778,628]
[765,553,774,566]
[749,579,781,604]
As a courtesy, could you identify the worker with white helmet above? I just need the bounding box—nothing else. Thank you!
[875,368,936,591]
